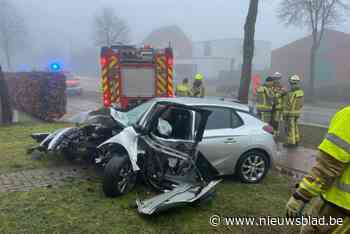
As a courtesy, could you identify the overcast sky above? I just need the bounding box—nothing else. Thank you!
[12,0,349,48]
[6,0,350,71]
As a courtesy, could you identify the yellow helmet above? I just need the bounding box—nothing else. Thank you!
[195,73,204,81]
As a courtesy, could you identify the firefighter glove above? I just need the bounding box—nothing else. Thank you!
[286,195,306,218]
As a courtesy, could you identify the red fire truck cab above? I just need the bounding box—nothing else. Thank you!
[100,45,174,110]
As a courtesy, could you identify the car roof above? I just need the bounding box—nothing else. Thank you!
[153,97,250,112]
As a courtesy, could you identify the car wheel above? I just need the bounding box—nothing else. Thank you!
[236,150,269,183]
[103,154,137,197]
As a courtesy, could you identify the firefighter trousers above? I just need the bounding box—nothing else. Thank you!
[258,111,272,124]
[271,110,283,136]
[301,197,350,234]
[285,116,300,145]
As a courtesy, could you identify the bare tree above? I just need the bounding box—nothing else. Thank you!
[0,0,26,71]
[278,0,350,101]
[238,0,260,104]
[93,7,130,47]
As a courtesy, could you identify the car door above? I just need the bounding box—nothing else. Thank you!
[140,101,211,153]
[136,102,222,215]
[197,106,252,175]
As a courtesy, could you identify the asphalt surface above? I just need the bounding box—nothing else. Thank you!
[300,105,339,127]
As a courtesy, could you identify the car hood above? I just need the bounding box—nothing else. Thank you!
[67,108,129,128]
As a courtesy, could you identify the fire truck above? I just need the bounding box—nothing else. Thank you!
[100,45,175,110]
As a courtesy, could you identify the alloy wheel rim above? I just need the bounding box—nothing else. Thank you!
[118,163,135,193]
[241,154,266,182]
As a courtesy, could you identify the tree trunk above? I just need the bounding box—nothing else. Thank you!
[308,45,317,102]
[4,46,12,71]
[0,68,13,124]
[238,0,259,104]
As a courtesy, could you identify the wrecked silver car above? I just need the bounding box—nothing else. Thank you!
[98,101,221,215]
[29,101,221,215]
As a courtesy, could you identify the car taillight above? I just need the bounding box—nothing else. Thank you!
[263,125,274,135]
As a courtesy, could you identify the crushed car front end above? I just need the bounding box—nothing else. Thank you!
[100,101,222,215]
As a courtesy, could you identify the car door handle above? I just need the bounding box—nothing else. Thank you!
[224,138,236,144]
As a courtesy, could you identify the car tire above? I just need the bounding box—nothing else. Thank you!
[235,150,269,183]
[103,154,137,197]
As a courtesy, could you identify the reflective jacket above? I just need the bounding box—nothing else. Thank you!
[272,86,286,112]
[191,84,205,98]
[284,89,304,117]
[175,83,191,97]
[256,85,274,112]
[319,107,350,210]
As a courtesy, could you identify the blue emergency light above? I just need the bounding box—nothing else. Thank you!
[50,63,61,72]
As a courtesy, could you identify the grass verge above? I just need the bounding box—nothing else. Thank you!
[0,173,299,234]
[0,122,71,174]
[0,122,300,234]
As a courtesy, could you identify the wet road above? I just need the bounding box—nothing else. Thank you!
[300,105,340,127]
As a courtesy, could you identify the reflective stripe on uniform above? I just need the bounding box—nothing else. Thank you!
[299,177,323,196]
[336,179,350,193]
[284,111,301,117]
[256,105,272,112]
[326,133,350,154]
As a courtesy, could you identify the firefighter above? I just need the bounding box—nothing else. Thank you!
[191,73,205,98]
[286,106,350,233]
[283,75,304,147]
[256,76,274,124]
[175,78,191,97]
[271,72,287,136]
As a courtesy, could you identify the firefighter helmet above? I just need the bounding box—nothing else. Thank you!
[272,72,282,79]
[289,75,301,83]
[195,73,204,81]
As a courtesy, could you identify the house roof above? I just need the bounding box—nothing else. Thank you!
[143,25,192,59]
[273,29,350,53]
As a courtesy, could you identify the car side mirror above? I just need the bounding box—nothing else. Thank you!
[157,118,172,137]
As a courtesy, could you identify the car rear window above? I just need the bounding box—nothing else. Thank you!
[201,107,243,130]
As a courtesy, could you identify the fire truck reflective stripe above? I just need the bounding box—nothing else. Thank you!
[156,56,165,66]
[158,82,166,92]
[168,68,173,76]
[110,81,115,101]
[157,75,167,86]
[102,68,108,77]
[167,68,174,95]
[157,72,167,95]
[110,81,117,101]
[107,56,120,103]
[109,57,117,69]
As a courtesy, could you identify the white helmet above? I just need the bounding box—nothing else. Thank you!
[272,72,282,78]
[289,75,301,83]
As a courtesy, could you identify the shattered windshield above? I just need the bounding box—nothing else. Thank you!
[124,101,154,125]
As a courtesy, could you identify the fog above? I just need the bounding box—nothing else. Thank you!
[3,0,350,74]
